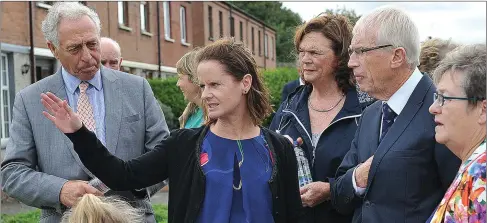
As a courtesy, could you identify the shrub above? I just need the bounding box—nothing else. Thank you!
[262,67,299,126]
[148,67,299,128]
[148,78,186,130]
[157,101,179,130]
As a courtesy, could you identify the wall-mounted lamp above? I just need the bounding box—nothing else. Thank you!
[21,63,30,75]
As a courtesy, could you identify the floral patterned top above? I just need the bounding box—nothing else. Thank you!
[428,142,486,223]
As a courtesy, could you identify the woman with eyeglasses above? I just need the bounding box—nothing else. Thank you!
[270,14,372,223]
[427,44,486,223]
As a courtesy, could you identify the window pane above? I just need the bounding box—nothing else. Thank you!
[180,6,186,42]
[251,28,254,54]
[140,3,145,31]
[4,123,8,138]
[3,106,8,122]
[1,56,6,87]
[219,11,223,38]
[230,17,235,37]
[258,30,261,55]
[144,3,149,31]
[2,91,7,107]
[164,2,171,38]
[208,6,213,39]
[239,21,243,41]
[265,34,268,57]
[118,1,124,24]
[1,55,6,72]
[123,2,129,26]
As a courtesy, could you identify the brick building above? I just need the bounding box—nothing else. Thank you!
[0,1,276,147]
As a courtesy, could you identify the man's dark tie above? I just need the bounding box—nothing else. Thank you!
[380,103,397,142]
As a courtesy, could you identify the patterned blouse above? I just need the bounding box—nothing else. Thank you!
[428,142,486,223]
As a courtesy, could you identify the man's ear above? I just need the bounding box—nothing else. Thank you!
[47,41,59,59]
[118,57,123,70]
[390,47,407,69]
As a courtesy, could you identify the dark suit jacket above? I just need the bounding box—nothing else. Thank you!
[281,79,300,103]
[331,75,461,223]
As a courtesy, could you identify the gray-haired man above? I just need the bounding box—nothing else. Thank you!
[330,6,460,223]
[101,37,123,71]
[1,2,169,222]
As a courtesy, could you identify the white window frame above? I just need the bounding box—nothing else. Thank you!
[180,6,188,44]
[163,1,174,42]
[1,53,11,140]
[140,1,149,32]
[264,34,268,58]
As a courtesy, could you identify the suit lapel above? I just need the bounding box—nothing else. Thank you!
[365,76,433,194]
[102,67,122,154]
[49,69,95,177]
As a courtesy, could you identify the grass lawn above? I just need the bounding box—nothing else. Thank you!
[1,204,168,223]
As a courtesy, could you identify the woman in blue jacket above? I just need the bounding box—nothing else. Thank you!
[270,14,372,222]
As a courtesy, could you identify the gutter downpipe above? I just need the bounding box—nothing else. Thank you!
[29,1,36,83]
[156,1,162,76]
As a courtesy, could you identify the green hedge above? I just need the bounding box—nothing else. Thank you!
[0,205,168,223]
[261,67,299,126]
[149,67,299,129]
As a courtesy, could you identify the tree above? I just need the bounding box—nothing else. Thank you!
[227,2,303,63]
[323,6,361,27]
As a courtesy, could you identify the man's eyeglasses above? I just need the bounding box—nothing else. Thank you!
[348,44,393,56]
[433,92,485,106]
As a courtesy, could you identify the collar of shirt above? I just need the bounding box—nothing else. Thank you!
[61,67,102,94]
[385,67,423,116]
[299,78,305,86]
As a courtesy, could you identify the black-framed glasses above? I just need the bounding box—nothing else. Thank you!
[433,92,486,107]
[348,44,393,56]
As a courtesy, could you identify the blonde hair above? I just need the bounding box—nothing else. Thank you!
[419,38,458,77]
[177,48,202,128]
[61,194,144,223]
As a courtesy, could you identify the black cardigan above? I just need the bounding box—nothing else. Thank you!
[66,125,303,223]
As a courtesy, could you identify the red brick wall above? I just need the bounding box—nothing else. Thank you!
[1,1,274,69]
[159,1,194,67]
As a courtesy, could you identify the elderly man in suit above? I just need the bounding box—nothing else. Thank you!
[330,6,461,223]
[100,37,123,71]
[1,2,169,223]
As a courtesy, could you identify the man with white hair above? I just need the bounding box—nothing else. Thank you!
[100,37,123,71]
[330,6,460,222]
[1,2,169,222]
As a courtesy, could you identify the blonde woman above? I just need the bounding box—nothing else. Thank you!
[176,49,204,129]
[61,194,144,223]
[419,38,458,77]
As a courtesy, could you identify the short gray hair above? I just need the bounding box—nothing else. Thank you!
[353,6,420,69]
[41,2,101,47]
[101,37,122,56]
[433,44,486,106]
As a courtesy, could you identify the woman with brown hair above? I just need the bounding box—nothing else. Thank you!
[41,38,302,223]
[270,13,369,222]
[176,48,204,129]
